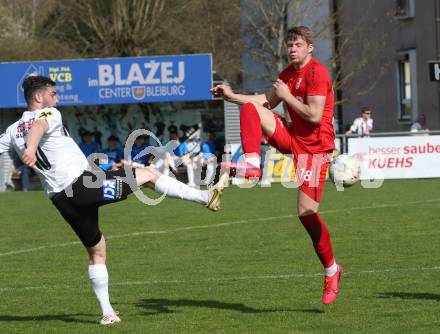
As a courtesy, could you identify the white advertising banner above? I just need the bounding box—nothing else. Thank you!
[348,135,440,179]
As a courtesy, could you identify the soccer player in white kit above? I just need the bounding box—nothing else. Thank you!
[0,76,225,325]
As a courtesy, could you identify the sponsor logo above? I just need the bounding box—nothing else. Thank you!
[132,86,146,100]
[295,78,303,90]
[97,61,185,87]
[16,118,35,138]
[94,61,188,100]
[48,65,73,83]
[38,110,53,119]
[102,179,117,201]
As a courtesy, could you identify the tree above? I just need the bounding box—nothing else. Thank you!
[0,0,74,61]
[47,0,166,57]
[46,0,242,85]
[152,0,242,85]
[240,0,290,84]
[239,0,393,106]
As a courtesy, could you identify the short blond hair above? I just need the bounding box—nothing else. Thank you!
[286,26,314,45]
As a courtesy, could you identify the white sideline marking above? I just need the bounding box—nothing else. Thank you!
[0,241,82,257]
[1,266,440,293]
[0,198,439,258]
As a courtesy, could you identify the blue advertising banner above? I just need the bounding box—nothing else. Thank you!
[0,54,213,108]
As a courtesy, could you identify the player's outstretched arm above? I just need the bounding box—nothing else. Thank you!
[22,119,48,167]
[210,84,277,108]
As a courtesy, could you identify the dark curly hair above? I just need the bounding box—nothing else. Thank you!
[22,75,56,105]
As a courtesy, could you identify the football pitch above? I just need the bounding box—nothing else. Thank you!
[1,179,440,333]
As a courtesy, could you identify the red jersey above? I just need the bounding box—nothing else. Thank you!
[278,58,335,153]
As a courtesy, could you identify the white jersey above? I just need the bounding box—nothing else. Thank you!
[0,107,89,197]
[349,117,373,137]
[410,122,423,132]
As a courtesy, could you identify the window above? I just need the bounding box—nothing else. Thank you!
[395,0,414,18]
[396,50,417,122]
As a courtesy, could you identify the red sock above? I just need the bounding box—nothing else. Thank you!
[299,213,335,268]
[240,103,262,156]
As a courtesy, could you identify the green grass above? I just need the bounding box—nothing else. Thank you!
[1,179,440,333]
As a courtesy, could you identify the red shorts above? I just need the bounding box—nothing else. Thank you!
[265,113,332,202]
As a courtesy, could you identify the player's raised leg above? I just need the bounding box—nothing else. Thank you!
[222,102,276,179]
[134,166,226,211]
[297,190,343,305]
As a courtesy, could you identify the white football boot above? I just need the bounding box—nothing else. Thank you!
[207,172,229,212]
[100,311,121,325]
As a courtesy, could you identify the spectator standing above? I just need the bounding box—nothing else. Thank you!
[410,114,429,134]
[345,107,373,137]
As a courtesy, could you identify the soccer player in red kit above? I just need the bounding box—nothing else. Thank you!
[211,26,342,305]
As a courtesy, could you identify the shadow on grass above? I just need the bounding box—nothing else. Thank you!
[0,314,96,324]
[378,292,440,302]
[136,298,324,315]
